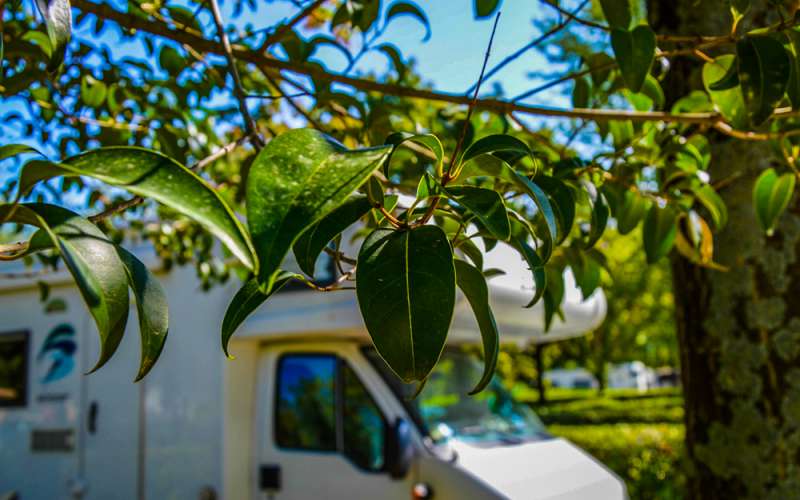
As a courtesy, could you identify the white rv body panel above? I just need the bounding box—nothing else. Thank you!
[0,245,622,500]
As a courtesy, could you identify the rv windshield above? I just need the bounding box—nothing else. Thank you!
[364,349,549,445]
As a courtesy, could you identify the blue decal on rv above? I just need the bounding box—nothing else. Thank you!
[37,324,77,383]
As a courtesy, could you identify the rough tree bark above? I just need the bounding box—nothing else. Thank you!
[650,1,800,498]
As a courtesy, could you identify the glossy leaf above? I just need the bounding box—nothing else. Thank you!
[537,175,575,244]
[753,168,796,234]
[356,226,455,383]
[18,148,260,271]
[454,259,499,394]
[474,0,501,19]
[643,204,678,264]
[35,0,71,70]
[694,184,728,230]
[611,26,656,93]
[0,144,43,162]
[444,186,510,241]
[117,247,168,382]
[221,273,296,356]
[737,36,791,126]
[247,129,391,288]
[510,236,547,308]
[584,183,610,249]
[614,189,650,235]
[459,134,537,173]
[457,238,484,270]
[383,132,444,177]
[708,58,739,91]
[292,196,373,277]
[1,203,129,372]
[599,0,632,30]
[703,55,748,129]
[386,1,431,41]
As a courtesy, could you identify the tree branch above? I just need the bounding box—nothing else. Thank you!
[207,0,265,148]
[66,0,764,128]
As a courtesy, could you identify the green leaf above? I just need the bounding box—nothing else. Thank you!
[638,74,665,110]
[454,259,499,394]
[615,189,650,235]
[784,30,800,109]
[753,168,796,234]
[458,154,557,248]
[52,147,256,271]
[221,273,296,357]
[708,57,740,91]
[703,55,748,129]
[416,172,440,200]
[610,25,656,93]
[572,76,591,108]
[35,0,71,70]
[248,129,391,288]
[386,1,431,41]
[737,35,791,126]
[444,186,510,241]
[474,0,502,19]
[584,183,610,249]
[457,238,484,270]
[80,75,107,108]
[731,0,750,23]
[694,184,728,230]
[356,226,455,382]
[459,134,538,173]
[383,132,444,177]
[1,203,129,372]
[292,196,373,277]
[536,175,575,245]
[599,0,632,30]
[116,247,168,382]
[510,236,547,308]
[12,160,70,204]
[0,144,43,162]
[643,204,678,264]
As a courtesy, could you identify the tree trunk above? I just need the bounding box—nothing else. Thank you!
[650,2,800,498]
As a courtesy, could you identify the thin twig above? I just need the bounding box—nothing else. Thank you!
[260,0,327,50]
[468,0,589,94]
[207,0,265,148]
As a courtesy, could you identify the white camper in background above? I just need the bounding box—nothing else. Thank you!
[0,241,625,500]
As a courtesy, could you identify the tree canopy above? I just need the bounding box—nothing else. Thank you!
[1,0,798,392]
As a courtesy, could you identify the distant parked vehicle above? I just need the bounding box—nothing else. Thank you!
[544,368,599,390]
[607,361,656,392]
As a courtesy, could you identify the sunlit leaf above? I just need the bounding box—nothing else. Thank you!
[703,55,748,129]
[753,168,796,234]
[247,129,391,288]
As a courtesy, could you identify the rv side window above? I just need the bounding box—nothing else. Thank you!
[275,355,337,451]
[0,331,29,407]
[274,354,387,472]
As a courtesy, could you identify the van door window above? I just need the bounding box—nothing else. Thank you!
[342,363,385,471]
[274,354,386,472]
[0,331,29,407]
[275,354,337,451]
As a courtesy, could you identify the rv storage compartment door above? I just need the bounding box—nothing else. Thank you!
[256,344,413,500]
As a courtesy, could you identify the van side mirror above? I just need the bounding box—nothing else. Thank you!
[385,418,413,479]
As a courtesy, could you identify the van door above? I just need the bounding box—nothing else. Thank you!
[256,346,413,500]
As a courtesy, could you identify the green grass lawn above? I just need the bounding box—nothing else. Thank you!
[517,387,686,500]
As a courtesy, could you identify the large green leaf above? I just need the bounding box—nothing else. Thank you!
[537,175,575,244]
[703,55,748,129]
[247,129,391,289]
[382,132,444,177]
[510,235,547,308]
[459,134,538,173]
[610,25,656,93]
[444,186,510,241]
[643,204,678,264]
[753,168,796,234]
[356,226,455,382]
[458,154,557,247]
[454,259,499,395]
[116,247,168,382]
[584,183,610,249]
[292,196,373,277]
[599,0,632,30]
[737,36,791,126]
[0,203,129,372]
[35,0,71,70]
[17,148,257,271]
[221,273,297,356]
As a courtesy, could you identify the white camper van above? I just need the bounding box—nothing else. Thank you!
[0,242,625,500]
